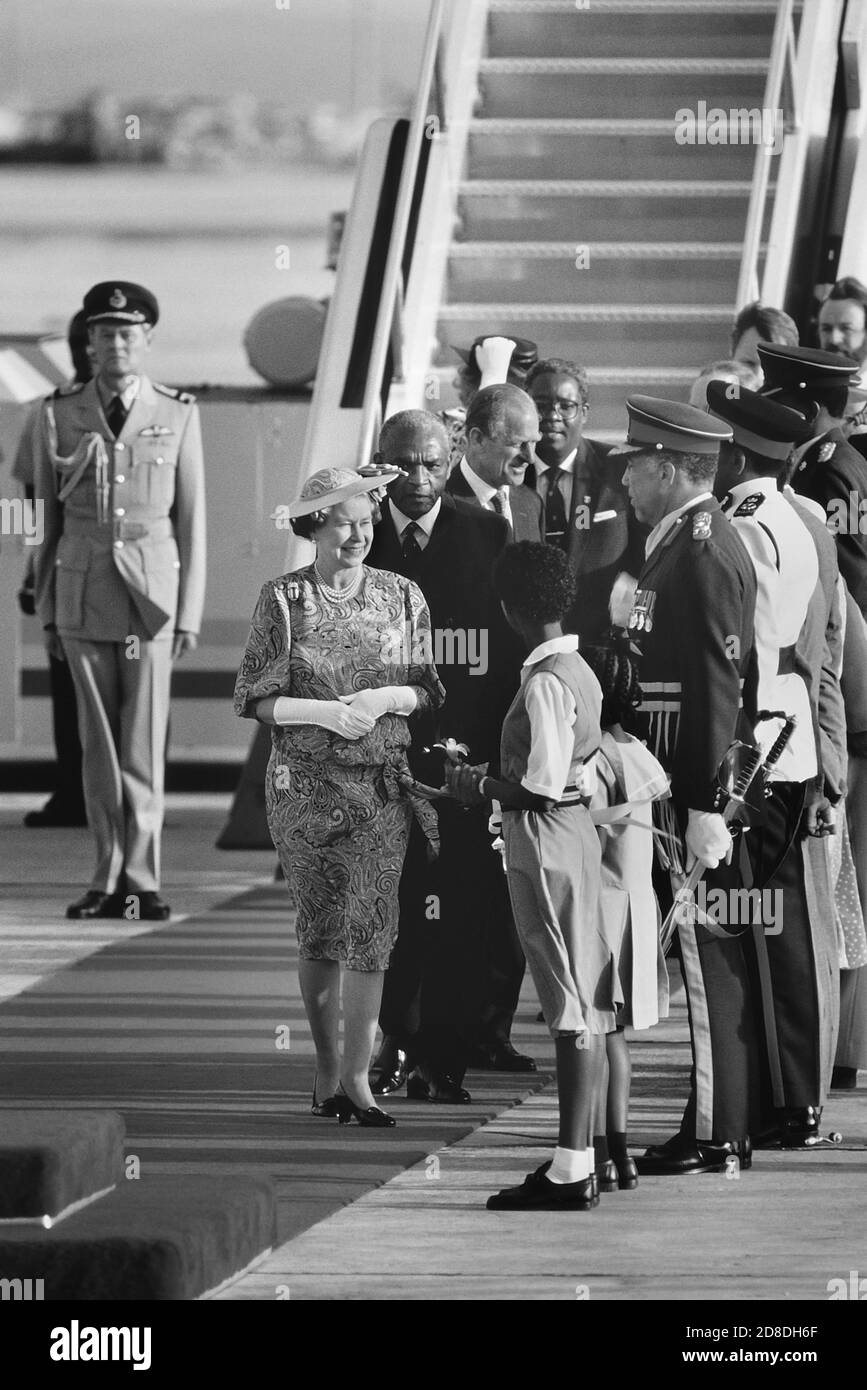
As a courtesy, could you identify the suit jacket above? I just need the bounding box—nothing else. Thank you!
[33,374,206,641]
[629,497,757,811]
[366,494,518,766]
[793,426,867,618]
[527,436,648,643]
[446,462,544,543]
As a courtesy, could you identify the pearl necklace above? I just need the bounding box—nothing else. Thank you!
[313,563,363,603]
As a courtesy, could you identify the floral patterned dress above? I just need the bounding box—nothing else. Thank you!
[234,565,444,970]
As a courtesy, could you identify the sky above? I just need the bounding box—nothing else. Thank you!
[0,0,427,112]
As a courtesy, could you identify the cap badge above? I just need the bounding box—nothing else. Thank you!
[692,511,713,539]
[627,588,656,633]
[109,288,128,309]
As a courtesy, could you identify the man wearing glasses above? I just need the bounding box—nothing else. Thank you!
[526,357,647,644]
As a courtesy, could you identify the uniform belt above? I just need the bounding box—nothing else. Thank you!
[777,645,797,675]
[558,793,592,807]
[64,517,174,542]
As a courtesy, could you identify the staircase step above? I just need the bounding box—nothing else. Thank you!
[437,304,733,370]
[447,243,750,305]
[467,119,761,179]
[0,1175,276,1300]
[0,1110,124,1226]
[488,1,776,59]
[457,181,763,241]
[476,61,767,119]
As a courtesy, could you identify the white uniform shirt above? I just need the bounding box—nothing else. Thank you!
[723,476,819,782]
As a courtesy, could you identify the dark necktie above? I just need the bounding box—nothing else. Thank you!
[106,395,128,438]
[491,489,506,516]
[401,521,423,577]
[545,467,568,549]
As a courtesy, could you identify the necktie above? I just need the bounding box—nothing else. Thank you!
[106,395,128,438]
[401,521,423,576]
[545,467,568,548]
[491,489,506,516]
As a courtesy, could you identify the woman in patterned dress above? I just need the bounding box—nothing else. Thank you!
[234,468,444,1127]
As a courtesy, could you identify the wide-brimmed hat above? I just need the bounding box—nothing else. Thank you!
[285,466,399,518]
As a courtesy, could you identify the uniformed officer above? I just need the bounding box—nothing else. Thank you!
[758,343,867,619]
[32,281,206,920]
[616,396,761,1175]
[709,382,840,1148]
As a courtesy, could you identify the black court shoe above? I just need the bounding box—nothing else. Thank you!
[338,1100,396,1128]
[311,1077,350,1119]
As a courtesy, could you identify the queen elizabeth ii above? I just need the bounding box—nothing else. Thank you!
[234,467,444,1127]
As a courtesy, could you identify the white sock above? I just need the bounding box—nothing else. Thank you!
[547,1145,590,1184]
[586,1147,596,1174]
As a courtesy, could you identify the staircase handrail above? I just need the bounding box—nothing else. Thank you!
[736,0,800,308]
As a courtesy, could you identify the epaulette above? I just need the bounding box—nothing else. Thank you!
[733,493,765,518]
[691,511,713,540]
[816,439,836,463]
[53,381,85,397]
[153,382,196,404]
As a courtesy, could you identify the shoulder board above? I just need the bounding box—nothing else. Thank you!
[53,381,85,397]
[153,382,196,404]
[733,493,765,518]
[816,440,836,463]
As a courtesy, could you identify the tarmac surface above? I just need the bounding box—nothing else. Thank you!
[2,794,865,1303]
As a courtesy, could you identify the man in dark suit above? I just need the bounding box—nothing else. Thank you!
[366,409,536,1102]
[616,397,761,1176]
[759,343,867,619]
[446,383,544,543]
[525,357,647,644]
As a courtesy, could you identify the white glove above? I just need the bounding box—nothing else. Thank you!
[474,336,517,388]
[685,809,732,869]
[609,570,638,629]
[272,696,375,740]
[339,686,417,720]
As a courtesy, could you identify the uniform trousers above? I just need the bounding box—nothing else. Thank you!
[658,845,762,1145]
[745,784,839,1112]
[380,803,525,1080]
[63,635,173,895]
[838,753,867,1069]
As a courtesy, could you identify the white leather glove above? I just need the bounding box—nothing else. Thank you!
[685,809,732,869]
[474,335,517,387]
[339,686,418,720]
[272,696,375,740]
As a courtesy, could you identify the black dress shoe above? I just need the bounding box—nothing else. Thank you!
[778,1106,823,1148]
[598,1157,638,1191]
[636,1135,749,1176]
[370,1047,409,1096]
[831,1066,858,1090]
[337,1098,396,1128]
[406,1069,471,1104]
[133,892,171,922]
[469,1041,537,1073]
[25,800,87,828]
[66,890,125,920]
[487,1161,598,1211]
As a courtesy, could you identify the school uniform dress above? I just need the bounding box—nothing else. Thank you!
[500,636,616,1036]
[591,731,670,1030]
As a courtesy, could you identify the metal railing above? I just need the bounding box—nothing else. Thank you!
[355,0,446,467]
[736,0,801,308]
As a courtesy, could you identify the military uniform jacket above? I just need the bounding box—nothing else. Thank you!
[629,496,757,811]
[528,436,648,643]
[722,477,818,784]
[32,375,206,641]
[793,426,867,617]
